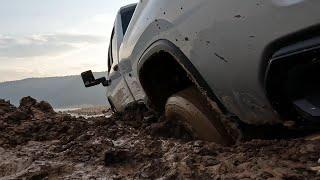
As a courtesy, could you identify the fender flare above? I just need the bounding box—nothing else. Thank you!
[137,39,229,114]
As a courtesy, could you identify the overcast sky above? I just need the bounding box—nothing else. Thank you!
[0,0,137,82]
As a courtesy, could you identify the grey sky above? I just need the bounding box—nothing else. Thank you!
[0,0,137,82]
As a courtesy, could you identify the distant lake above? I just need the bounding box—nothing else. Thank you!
[54,108,80,112]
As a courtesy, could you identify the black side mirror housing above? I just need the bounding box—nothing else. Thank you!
[81,70,110,87]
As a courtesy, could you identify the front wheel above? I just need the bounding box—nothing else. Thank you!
[165,87,234,145]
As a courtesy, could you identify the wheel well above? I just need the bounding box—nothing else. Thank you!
[265,44,320,121]
[262,26,320,122]
[139,51,193,112]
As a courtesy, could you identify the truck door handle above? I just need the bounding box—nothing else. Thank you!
[113,65,119,71]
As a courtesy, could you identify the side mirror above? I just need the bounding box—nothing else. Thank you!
[81,70,110,87]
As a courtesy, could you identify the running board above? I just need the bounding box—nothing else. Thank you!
[293,99,320,121]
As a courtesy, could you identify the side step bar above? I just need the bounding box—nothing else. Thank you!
[293,98,320,122]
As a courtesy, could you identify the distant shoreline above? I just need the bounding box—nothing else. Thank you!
[54,107,81,112]
[0,72,109,109]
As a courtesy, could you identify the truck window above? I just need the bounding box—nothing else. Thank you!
[120,5,136,35]
[111,27,118,62]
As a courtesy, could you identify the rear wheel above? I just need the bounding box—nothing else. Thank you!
[165,87,234,145]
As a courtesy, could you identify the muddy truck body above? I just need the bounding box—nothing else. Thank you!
[82,1,320,144]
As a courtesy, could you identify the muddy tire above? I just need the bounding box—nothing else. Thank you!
[165,87,234,145]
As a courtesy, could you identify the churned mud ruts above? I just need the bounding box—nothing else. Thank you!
[0,97,320,179]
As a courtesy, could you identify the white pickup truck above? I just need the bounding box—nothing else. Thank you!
[82,1,320,144]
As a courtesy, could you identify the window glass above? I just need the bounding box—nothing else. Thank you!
[121,5,136,35]
[111,27,117,63]
[108,28,114,73]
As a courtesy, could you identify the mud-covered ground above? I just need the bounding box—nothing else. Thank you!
[1,97,320,179]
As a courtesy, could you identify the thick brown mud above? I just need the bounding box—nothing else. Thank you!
[0,97,320,179]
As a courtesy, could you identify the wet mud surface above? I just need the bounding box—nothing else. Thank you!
[0,97,320,179]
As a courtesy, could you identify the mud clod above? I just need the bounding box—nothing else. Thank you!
[214,52,228,62]
[0,97,320,179]
[19,96,37,109]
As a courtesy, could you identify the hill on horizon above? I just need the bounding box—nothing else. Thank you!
[0,72,109,108]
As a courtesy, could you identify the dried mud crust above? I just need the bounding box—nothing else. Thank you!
[0,97,320,179]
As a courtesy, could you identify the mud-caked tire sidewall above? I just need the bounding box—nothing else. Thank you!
[165,87,234,145]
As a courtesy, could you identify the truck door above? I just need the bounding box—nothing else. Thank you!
[106,10,136,111]
[118,4,146,103]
